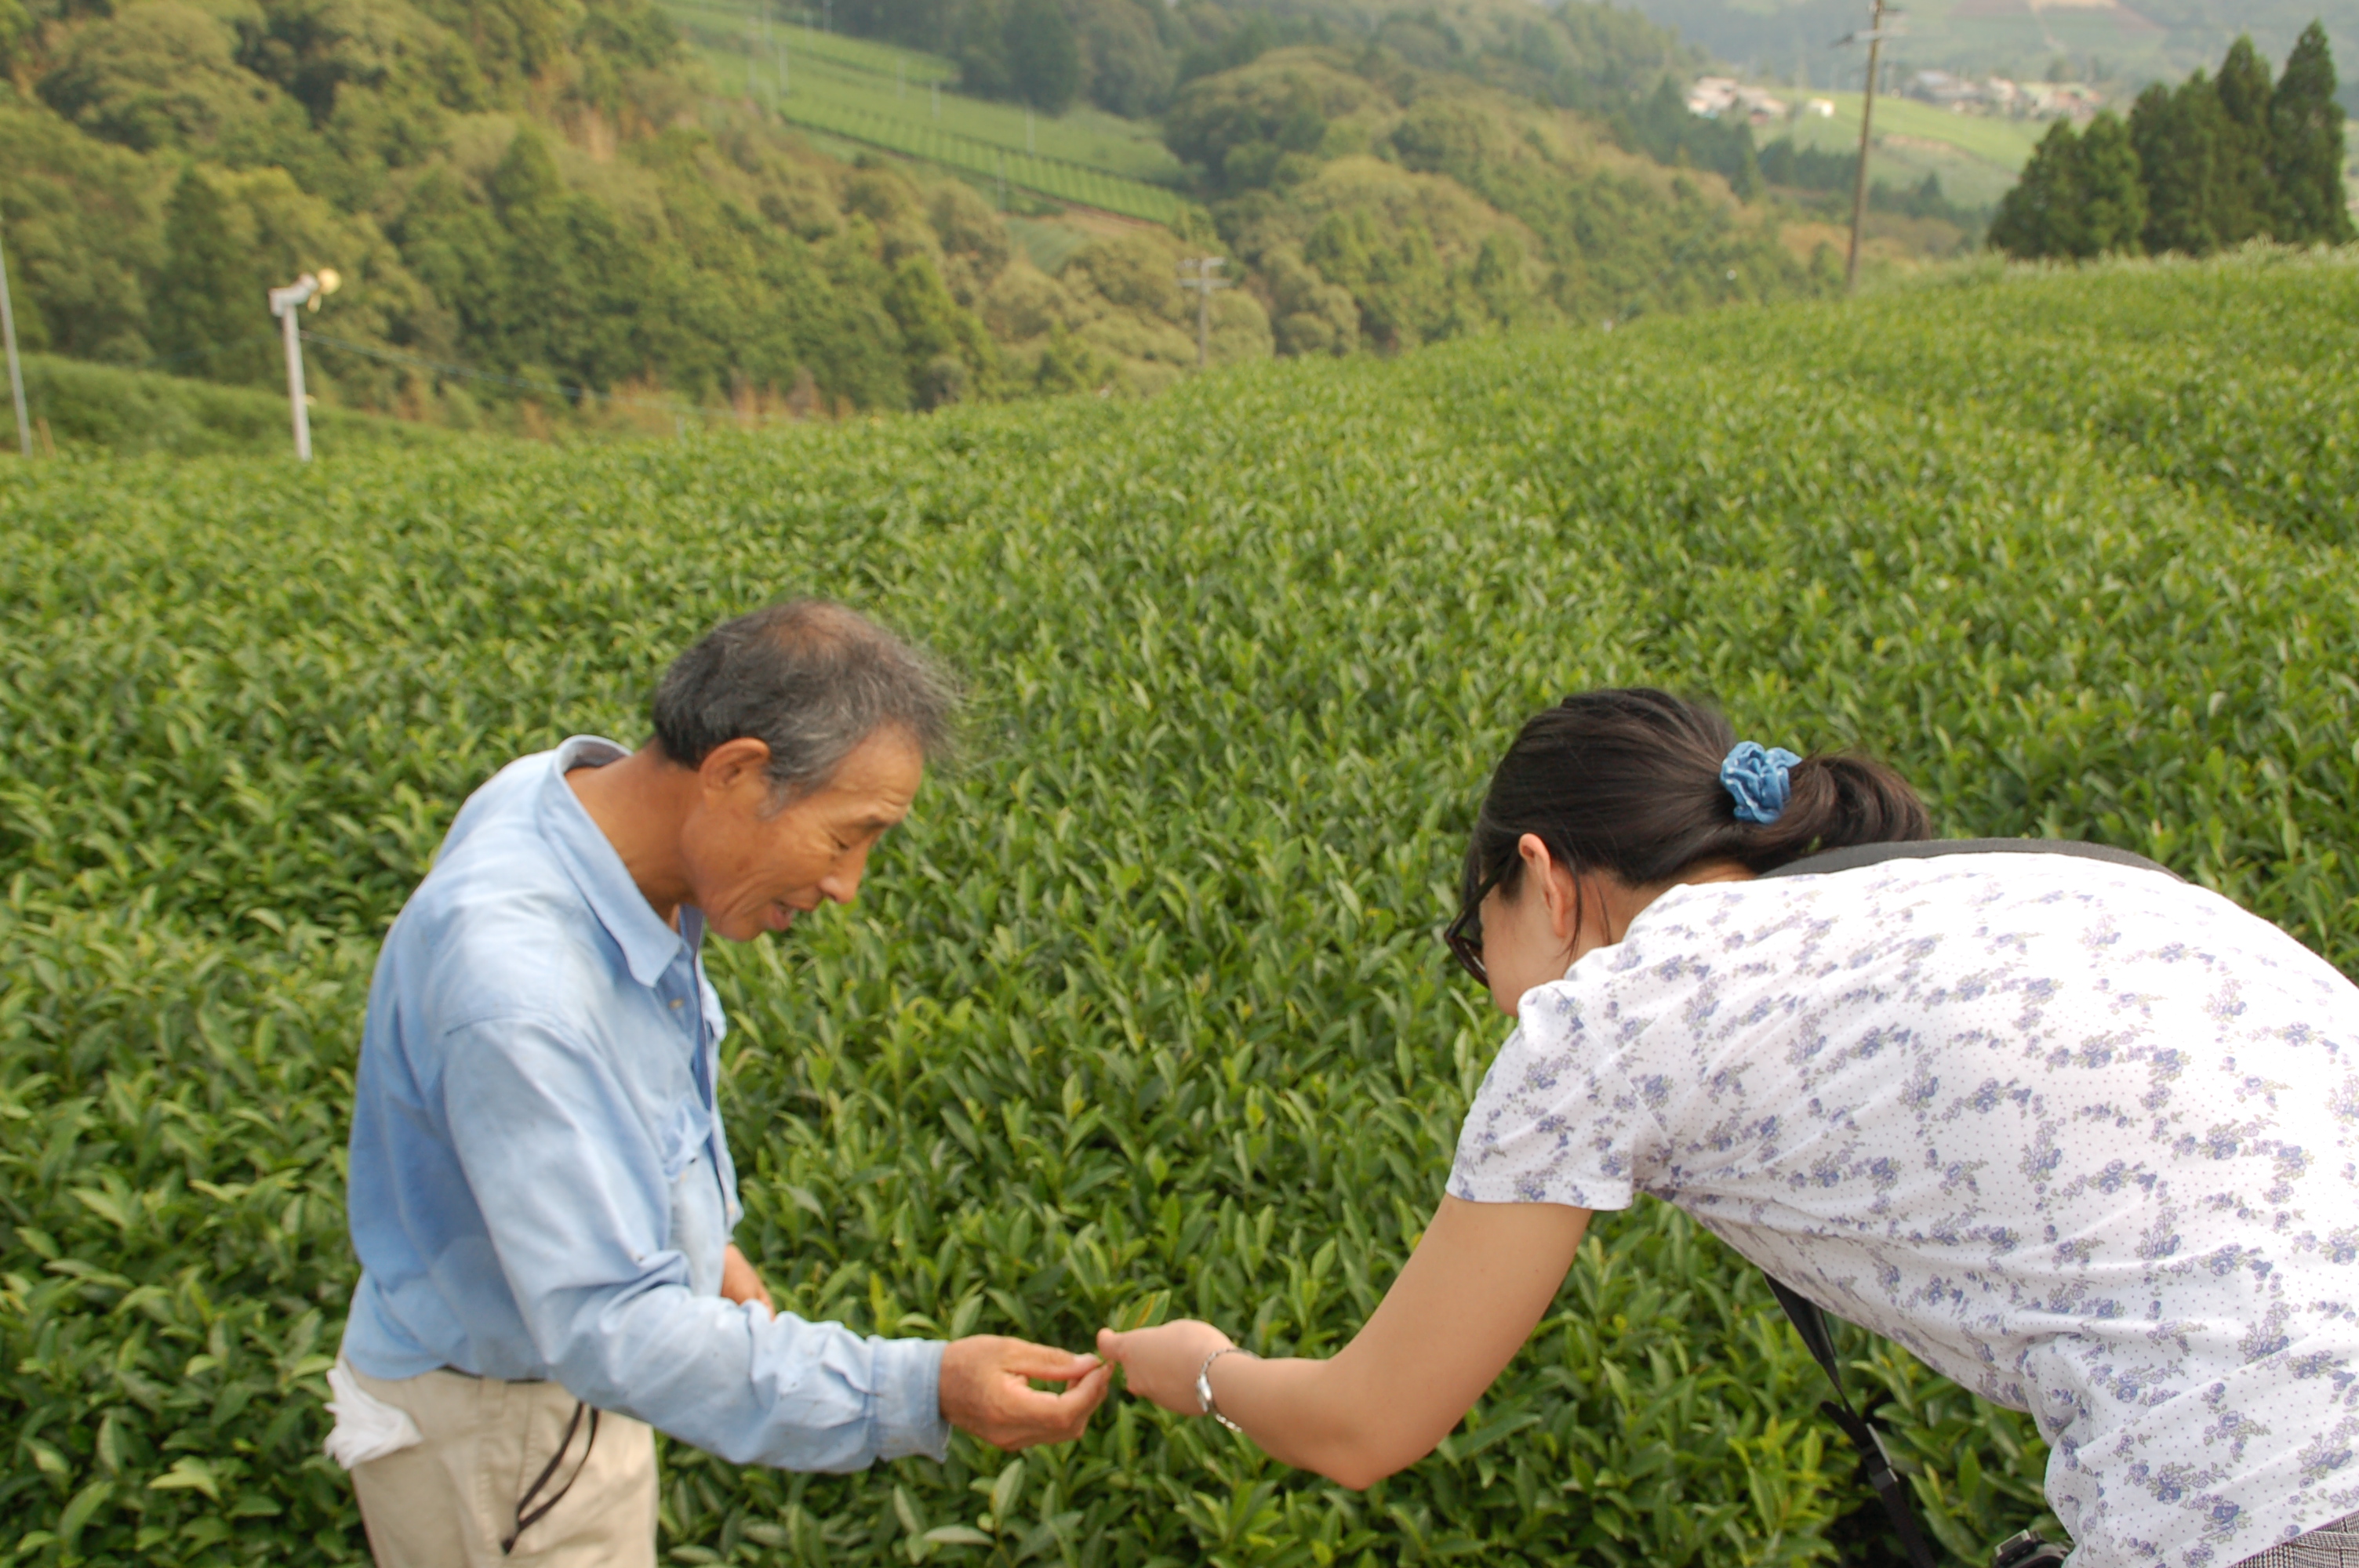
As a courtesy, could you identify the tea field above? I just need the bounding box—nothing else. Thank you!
[3,249,2356,1566]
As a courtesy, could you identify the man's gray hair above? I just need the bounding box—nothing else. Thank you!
[650,601,955,798]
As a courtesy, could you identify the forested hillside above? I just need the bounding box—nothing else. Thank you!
[0,0,1835,433]
[0,0,1189,422]
[830,0,1699,122]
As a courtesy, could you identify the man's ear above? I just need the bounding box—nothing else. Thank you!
[699,737,773,800]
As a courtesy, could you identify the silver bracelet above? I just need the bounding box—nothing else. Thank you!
[1195,1346,1252,1433]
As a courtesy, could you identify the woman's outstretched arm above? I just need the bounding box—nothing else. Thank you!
[1096,1196,1592,1490]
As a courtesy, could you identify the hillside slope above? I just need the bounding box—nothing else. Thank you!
[0,0,1861,435]
[3,252,2354,1564]
[1623,0,2359,84]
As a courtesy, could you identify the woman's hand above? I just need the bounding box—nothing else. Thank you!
[1097,1199,1594,1490]
[1096,1319,1236,1415]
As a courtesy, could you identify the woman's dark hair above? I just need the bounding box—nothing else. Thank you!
[1460,688,1931,919]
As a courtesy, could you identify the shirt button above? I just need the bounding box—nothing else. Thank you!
[670,999,683,1009]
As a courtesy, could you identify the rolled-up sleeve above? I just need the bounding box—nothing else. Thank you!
[440,1015,951,1469]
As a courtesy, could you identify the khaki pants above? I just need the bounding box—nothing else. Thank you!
[347,1365,657,1567]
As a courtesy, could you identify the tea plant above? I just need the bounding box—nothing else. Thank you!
[2,249,2353,1566]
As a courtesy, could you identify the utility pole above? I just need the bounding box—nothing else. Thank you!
[1839,0,1892,293]
[267,268,339,462]
[0,213,29,459]
[1176,257,1231,369]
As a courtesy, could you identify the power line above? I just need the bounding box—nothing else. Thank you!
[140,331,280,372]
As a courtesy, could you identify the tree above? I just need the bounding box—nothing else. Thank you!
[2268,21,2354,245]
[1990,119,2081,258]
[1990,113,2143,260]
[2209,36,2274,246]
[37,2,285,154]
[151,165,272,383]
[1004,0,1080,114]
[2078,111,2147,256]
[2131,74,2223,256]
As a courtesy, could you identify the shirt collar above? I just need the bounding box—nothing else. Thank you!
[537,735,696,989]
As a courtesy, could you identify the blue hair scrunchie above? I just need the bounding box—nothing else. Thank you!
[1721,741,1801,824]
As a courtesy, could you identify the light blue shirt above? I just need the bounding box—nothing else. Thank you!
[340,735,948,1471]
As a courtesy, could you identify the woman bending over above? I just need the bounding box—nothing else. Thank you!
[1100,688,2359,1568]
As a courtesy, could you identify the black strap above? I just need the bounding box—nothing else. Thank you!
[1761,837,2180,884]
[1750,837,2175,1566]
[501,1400,600,1555]
[1765,1277,1940,1568]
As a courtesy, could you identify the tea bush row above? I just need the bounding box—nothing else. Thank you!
[2,250,2353,1566]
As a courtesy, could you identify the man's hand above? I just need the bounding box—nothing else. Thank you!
[721,1244,772,1312]
[940,1335,1110,1450]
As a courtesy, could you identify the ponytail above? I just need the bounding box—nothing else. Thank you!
[1461,689,1930,915]
[1741,753,1932,869]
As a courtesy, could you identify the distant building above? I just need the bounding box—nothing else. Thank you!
[1906,69,1980,107]
[1686,76,1790,127]
[1893,71,2099,121]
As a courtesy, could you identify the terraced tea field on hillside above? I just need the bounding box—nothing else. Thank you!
[3,252,2354,1566]
[667,0,1190,220]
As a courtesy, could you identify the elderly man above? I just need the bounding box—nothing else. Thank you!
[329,602,1107,1565]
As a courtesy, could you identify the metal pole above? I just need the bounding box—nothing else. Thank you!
[0,215,29,459]
[1845,0,1885,294]
[1196,264,1210,368]
[1176,258,1229,369]
[282,306,311,461]
[267,272,325,461]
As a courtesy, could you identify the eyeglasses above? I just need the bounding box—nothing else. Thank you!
[1442,866,1507,986]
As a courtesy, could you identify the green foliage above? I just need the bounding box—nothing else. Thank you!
[1756,140,1986,232]
[1005,0,1083,112]
[2129,73,2229,256]
[1163,50,1373,194]
[1989,114,2146,260]
[2267,22,2356,245]
[2,351,455,456]
[35,2,285,154]
[152,169,275,387]
[1612,76,1757,200]
[1177,49,1816,353]
[812,0,1698,124]
[0,93,165,363]
[2,0,1876,423]
[0,0,1153,417]
[3,254,2354,1565]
